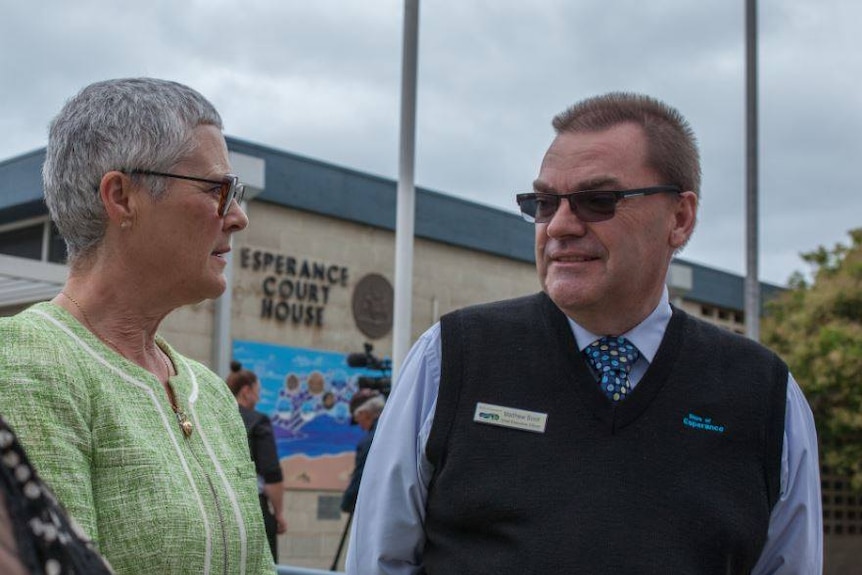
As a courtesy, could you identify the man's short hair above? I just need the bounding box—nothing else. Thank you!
[552,92,701,198]
[350,390,385,418]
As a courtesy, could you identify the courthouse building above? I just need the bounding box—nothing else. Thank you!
[0,137,855,571]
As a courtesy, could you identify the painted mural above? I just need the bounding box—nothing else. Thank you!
[232,339,379,490]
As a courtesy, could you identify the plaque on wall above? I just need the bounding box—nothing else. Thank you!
[317,495,343,521]
[351,273,394,339]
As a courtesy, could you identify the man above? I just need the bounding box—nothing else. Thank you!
[227,361,288,562]
[346,93,822,574]
[341,389,385,514]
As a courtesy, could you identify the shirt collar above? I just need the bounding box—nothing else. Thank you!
[568,286,671,364]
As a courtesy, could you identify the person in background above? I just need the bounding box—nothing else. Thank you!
[0,413,114,575]
[0,77,275,574]
[346,92,822,574]
[340,390,385,515]
[227,361,287,562]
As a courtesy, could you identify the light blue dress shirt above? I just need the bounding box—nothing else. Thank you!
[346,289,823,574]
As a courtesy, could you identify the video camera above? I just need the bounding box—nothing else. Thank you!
[346,342,392,396]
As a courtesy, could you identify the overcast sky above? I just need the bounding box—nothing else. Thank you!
[2,0,859,286]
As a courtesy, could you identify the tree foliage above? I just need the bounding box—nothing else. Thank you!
[762,228,862,490]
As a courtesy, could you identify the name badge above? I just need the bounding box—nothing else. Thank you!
[473,402,548,433]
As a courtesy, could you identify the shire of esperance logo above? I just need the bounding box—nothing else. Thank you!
[683,412,725,434]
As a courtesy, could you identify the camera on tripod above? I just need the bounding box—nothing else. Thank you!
[346,342,392,396]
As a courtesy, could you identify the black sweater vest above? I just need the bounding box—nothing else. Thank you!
[423,292,787,574]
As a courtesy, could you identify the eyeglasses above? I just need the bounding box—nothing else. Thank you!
[516,185,681,224]
[130,170,245,217]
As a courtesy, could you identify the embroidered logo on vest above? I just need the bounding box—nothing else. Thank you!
[683,412,725,433]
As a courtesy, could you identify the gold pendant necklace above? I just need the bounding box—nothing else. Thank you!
[158,349,193,438]
[175,409,194,438]
[61,291,193,438]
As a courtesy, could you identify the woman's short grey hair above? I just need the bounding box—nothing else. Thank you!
[42,77,223,263]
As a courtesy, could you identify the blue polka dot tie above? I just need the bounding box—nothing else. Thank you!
[584,336,640,402]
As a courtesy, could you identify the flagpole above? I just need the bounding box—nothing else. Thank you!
[392,0,420,379]
[745,0,760,340]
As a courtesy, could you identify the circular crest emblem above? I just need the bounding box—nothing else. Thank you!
[351,273,394,339]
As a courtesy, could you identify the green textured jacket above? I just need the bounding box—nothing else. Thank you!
[0,302,276,575]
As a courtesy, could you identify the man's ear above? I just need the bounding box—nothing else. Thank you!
[99,170,136,227]
[669,191,698,248]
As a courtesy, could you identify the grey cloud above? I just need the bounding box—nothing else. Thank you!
[1,0,859,285]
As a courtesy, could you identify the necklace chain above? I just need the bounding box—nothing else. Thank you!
[60,291,192,438]
[63,291,118,350]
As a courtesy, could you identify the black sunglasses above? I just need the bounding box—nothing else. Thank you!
[516,185,681,224]
[130,170,245,217]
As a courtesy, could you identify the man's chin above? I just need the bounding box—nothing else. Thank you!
[544,280,595,313]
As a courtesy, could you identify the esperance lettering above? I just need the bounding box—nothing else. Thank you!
[240,248,349,285]
[683,413,725,433]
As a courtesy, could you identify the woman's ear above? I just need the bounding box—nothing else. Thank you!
[100,171,136,228]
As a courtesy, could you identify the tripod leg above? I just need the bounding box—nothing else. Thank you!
[331,512,353,571]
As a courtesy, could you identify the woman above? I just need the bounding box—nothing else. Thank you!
[226,362,286,562]
[0,78,274,574]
